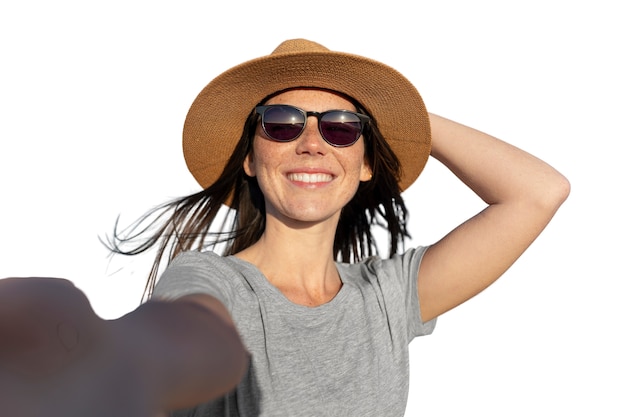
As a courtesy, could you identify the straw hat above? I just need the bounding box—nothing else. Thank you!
[183,39,430,193]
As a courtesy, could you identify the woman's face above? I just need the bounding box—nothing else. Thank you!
[243,89,371,225]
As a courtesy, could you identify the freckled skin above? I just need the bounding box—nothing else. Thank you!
[243,89,372,227]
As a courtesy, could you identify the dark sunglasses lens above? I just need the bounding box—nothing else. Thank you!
[262,106,305,141]
[320,111,363,146]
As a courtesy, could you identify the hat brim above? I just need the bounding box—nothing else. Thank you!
[183,48,431,195]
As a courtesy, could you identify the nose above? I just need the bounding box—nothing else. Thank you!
[295,116,327,155]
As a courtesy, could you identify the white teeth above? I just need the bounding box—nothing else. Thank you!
[288,173,333,183]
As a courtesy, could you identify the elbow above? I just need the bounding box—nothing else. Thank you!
[558,174,571,204]
[512,169,571,226]
[522,171,571,227]
[543,171,571,213]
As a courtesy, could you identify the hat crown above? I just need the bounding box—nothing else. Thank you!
[271,39,330,55]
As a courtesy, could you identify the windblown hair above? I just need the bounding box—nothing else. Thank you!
[106,98,410,300]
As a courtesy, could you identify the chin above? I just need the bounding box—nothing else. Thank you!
[279,206,341,225]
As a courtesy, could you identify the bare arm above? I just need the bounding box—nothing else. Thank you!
[114,293,249,411]
[0,277,248,416]
[418,114,570,322]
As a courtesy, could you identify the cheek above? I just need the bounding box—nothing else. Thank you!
[245,138,282,178]
[348,144,369,177]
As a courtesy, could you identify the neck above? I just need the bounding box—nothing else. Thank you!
[235,216,342,306]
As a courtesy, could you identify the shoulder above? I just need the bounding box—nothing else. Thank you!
[152,251,253,307]
[168,250,228,267]
[336,246,428,305]
[339,246,429,284]
[165,251,256,277]
[339,246,435,337]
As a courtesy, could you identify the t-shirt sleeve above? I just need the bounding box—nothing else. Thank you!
[152,251,239,310]
[378,246,437,340]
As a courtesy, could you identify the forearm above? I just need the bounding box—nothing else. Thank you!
[111,297,249,411]
[428,113,570,209]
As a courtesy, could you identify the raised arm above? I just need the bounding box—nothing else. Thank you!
[0,277,248,416]
[417,114,570,322]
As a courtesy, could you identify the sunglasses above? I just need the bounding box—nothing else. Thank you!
[255,104,370,147]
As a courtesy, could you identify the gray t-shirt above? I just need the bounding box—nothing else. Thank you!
[153,246,436,417]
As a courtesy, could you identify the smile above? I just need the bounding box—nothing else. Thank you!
[287,173,333,183]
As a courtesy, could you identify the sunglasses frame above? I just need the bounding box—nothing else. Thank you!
[255,104,370,148]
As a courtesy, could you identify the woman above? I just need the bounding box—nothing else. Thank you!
[0,39,569,416]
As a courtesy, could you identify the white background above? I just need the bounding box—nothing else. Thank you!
[1,1,624,415]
